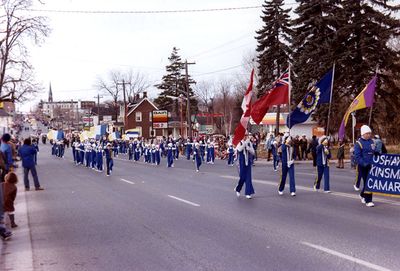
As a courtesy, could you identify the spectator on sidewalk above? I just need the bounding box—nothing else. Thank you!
[265,134,274,161]
[337,140,345,169]
[18,138,44,191]
[2,172,18,228]
[0,133,14,183]
[0,182,12,240]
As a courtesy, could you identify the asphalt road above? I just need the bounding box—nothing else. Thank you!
[22,144,400,271]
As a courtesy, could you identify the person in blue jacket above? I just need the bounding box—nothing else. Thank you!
[18,138,44,191]
[227,143,235,166]
[278,135,296,196]
[0,134,13,182]
[313,136,331,193]
[235,137,255,199]
[354,125,376,207]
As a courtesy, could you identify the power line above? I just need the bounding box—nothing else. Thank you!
[23,5,263,14]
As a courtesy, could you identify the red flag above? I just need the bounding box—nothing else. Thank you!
[232,69,254,146]
[250,69,289,124]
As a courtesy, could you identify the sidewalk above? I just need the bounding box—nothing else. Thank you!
[0,166,35,271]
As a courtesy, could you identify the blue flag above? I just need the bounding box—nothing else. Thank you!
[287,69,334,128]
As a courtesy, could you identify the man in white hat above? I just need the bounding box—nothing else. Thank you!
[354,125,376,207]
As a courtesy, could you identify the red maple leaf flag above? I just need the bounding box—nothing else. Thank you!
[232,69,254,146]
[250,69,289,124]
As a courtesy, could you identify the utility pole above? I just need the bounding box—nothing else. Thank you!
[183,60,195,138]
[93,94,103,125]
[117,80,131,132]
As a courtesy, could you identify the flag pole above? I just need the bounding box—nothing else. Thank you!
[288,63,291,135]
[325,62,335,136]
[368,66,379,127]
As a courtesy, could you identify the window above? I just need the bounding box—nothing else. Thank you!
[149,112,152,122]
[149,127,153,137]
[135,112,142,122]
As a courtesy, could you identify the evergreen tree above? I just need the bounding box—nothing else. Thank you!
[154,47,198,118]
[255,0,292,97]
[337,0,400,140]
[291,0,400,139]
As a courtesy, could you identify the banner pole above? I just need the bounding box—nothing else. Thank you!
[288,63,291,135]
[326,63,335,136]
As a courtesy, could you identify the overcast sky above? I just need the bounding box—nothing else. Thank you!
[20,0,297,112]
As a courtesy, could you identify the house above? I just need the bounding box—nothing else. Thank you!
[0,109,13,135]
[125,92,159,139]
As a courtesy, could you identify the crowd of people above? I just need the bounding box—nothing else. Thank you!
[0,133,43,241]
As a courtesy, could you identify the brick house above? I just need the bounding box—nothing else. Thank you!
[125,92,158,139]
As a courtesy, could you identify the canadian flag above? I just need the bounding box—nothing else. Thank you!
[232,69,254,146]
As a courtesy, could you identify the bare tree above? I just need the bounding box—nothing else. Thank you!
[194,80,215,112]
[95,69,150,103]
[0,0,50,102]
[124,69,151,102]
[213,80,236,136]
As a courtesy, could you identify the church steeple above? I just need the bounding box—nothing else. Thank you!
[49,82,53,102]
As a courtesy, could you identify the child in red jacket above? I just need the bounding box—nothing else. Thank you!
[2,172,18,228]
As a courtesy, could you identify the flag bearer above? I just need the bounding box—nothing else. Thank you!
[278,135,296,196]
[235,137,255,199]
[227,143,235,166]
[193,143,202,172]
[355,125,376,207]
[313,136,331,193]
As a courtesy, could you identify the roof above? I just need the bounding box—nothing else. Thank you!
[127,98,158,117]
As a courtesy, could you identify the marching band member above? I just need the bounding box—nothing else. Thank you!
[104,143,114,176]
[278,135,296,196]
[91,143,97,170]
[200,140,206,162]
[193,143,202,172]
[313,136,331,193]
[167,143,174,168]
[155,145,161,166]
[227,143,235,166]
[272,140,279,172]
[96,145,104,172]
[235,136,255,199]
[128,141,134,161]
[185,139,192,160]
